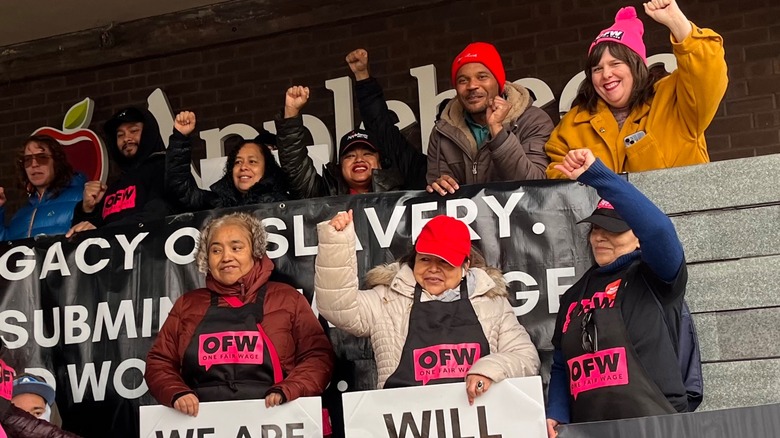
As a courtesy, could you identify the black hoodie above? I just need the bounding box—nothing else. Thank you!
[72,107,176,228]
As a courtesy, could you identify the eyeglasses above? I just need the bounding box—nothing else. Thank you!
[581,311,598,353]
[19,153,52,168]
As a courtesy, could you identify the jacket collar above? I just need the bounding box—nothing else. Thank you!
[573,99,652,124]
[437,82,534,151]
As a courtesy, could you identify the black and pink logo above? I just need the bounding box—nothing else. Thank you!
[562,279,621,333]
[198,331,264,371]
[413,343,481,385]
[102,186,137,218]
[568,347,628,399]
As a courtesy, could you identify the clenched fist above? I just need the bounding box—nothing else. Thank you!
[346,49,370,81]
[82,181,108,213]
[0,187,6,208]
[487,95,512,137]
[284,86,310,119]
[174,111,197,136]
[329,209,353,232]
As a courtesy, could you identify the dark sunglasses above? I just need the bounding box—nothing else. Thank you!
[581,311,598,353]
[19,153,52,168]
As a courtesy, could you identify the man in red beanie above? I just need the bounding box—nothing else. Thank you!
[426,42,553,196]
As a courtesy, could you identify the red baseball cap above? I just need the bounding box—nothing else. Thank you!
[415,215,471,267]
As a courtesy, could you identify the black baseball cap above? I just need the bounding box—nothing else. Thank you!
[338,129,379,159]
[104,107,145,137]
[577,199,631,233]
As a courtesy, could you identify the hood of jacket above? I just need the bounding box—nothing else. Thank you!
[364,262,508,299]
[104,107,166,172]
[438,82,534,150]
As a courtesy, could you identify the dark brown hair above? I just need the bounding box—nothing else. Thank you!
[574,42,656,114]
[16,135,74,197]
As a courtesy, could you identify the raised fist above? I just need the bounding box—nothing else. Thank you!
[0,187,5,208]
[486,95,512,136]
[345,49,370,81]
[82,180,108,213]
[174,111,197,136]
[284,86,310,119]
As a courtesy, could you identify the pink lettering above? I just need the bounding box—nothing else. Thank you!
[102,186,137,218]
[567,347,628,399]
[0,361,15,400]
[198,331,264,371]
[413,343,481,385]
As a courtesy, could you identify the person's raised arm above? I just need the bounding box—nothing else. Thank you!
[275,86,328,199]
[165,111,215,212]
[645,0,726,135]
[555,149,683,282]
[315,210,382,336]
[348,49,428,190]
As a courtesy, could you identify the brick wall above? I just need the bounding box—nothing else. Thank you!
[0,0,778,214]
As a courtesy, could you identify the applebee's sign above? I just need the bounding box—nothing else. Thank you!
[33,98,108,184]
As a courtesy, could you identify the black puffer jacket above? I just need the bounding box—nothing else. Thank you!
[274,113,406,199]
[165,130,289,212]
[355,77,428,191]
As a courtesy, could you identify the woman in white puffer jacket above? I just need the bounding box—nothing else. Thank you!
[315,211,540,403]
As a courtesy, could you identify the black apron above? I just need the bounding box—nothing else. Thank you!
[561,270,677,422]
[182,286,284,402]
[384,280,491,388]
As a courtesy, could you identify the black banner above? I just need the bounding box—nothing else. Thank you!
[0,179,597,437]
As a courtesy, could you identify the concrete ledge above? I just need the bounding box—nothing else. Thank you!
[696,308,780,362]
[671,205,780,263]
[629,154,780,214]
[700,359,780,411]
[687,256,780,313]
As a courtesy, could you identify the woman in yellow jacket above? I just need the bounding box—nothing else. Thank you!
[545,0,727,178]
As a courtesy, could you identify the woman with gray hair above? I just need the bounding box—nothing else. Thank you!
[145,212,334,417]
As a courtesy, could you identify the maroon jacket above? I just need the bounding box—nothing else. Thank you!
[145,257,335,406]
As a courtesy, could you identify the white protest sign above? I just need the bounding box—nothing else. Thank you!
[342,376,546,438]
[139,397,323,438]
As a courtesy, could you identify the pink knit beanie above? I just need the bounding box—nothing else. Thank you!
[589,6,646,61]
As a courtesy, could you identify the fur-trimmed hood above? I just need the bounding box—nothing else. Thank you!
[364,262,508,299]
[438,81,534,150]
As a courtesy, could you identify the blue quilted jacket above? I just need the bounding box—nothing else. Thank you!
[0,173,86,241]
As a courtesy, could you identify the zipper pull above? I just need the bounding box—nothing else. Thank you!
[472,162,477,175]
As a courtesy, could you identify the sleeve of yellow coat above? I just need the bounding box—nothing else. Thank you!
[669,22,728,136]
[544,121,572,179]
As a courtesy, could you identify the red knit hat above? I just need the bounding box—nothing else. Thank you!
[451,42,506,93]
[415,215,471,267]
[589,6,646,62]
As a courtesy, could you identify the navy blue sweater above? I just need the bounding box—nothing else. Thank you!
[546,159,684,424]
